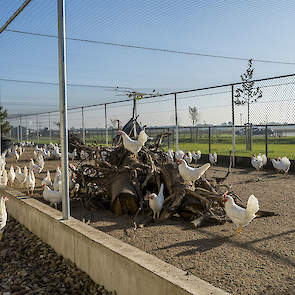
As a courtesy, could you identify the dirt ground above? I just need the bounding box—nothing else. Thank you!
[3,148,295,295]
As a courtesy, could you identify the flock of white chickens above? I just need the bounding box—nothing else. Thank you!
[0,129,293,240]
[0,142,81,240]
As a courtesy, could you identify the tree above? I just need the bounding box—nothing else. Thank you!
[0,106,11,135]
[234,59,262,124]
[188,106,199,126]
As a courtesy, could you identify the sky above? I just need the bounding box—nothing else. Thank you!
[1,0,295,130]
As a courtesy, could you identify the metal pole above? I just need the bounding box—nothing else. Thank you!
[20,115,22,142]
[0,0,32,34]
[133,98,137,137]
[49,112,52,142]
[208,126,211,153]
[174,94,179,150]
[58,0,70,219]
[265,124,268,157]
[0,83,2,155]
[104,104,108,145]
[26,117,28,141]
[231,84,236,167]
[36,114,39,144]
[81,106,85,143]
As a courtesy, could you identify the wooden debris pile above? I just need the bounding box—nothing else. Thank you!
[68,133,275,228]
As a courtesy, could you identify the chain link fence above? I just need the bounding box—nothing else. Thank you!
[7,74,295,160]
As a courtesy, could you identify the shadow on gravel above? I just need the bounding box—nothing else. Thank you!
[158,236,228,256]
[198,229,295,268]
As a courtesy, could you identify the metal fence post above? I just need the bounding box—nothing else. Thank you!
[17,120,20,142]
[174,94,179,150]
[81,106,85,143]
[167,127,170,149]
[58,0,70,220]
[25,117,28,141]
[36,114,39,144]
[49,112,52,142]
[265,124,268,157]
[208,126,211,153]
[105,104,108,145]
[19,115,22,142]
[231,84,236,167]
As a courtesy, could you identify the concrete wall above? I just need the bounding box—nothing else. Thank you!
[5,188,229,295]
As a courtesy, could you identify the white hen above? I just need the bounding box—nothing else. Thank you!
[272,157,290,174]
[29,158,44,174]
[224,194,259,235]
[118,130,145,156]
[148,183,164,220]
[26,169,35,195]
[42,185,62,209]
[0,196,8,240]
[192,150,201,162]
[251,154,263,170]
[175,150,185,160]
[42,170,52,186]
[8,166,16,186]
[53,167,62,191]
[68,148,77,161]
[209,152,217,165]
[178,159,211,183]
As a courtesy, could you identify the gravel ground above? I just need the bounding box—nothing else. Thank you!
[2,148,295,295]
[0,218,113,295]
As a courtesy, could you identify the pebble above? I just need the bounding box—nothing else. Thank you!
[0,217,111,295]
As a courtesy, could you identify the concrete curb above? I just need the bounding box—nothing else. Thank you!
[4,188,230,295]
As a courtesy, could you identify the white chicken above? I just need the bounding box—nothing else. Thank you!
[224,194,259,236]
[8,166,16,186]
[192,150,201,162]
[175,150,185,160]
[42,185,62,209]
[14,150,20,161]
[183,151,193,164]
[53,167,62,191]
[259,153,267,167]
[209,152,217,165]
[68,148,77,161]
[0,195,8,240]
[29,158,44,174]
[15,166,25,184]
[251,154,263,170]
[177,159,211,183]
[42,170,52,186]
[118,130,146,156]
[272,156,291,174]
[25,169,35,195]
[0,170,8,186]
[36,154,45,169]
[148,183,164,221]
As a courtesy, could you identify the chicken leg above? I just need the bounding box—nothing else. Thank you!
[0,232,2,241]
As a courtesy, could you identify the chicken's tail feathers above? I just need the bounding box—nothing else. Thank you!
[281,157,290,166]
[198,163,211,177]
[246,194,259,217]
